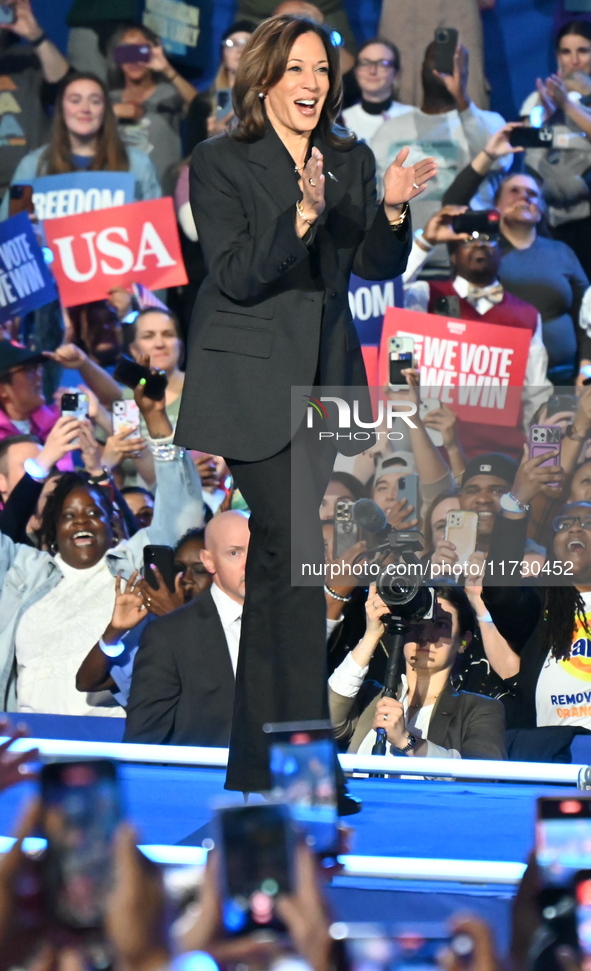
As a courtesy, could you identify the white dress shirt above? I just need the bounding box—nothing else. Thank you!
[209,582,242,675]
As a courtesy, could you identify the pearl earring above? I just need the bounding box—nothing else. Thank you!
[258,91,265,99]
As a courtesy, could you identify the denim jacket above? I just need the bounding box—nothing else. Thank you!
[0,449,203,710]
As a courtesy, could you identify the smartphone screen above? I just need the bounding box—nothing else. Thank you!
[264,720,339,856]
[537,798,591,887]
[576,873,591,968]
[217,803,294,937]
[337,923,451,971]
[41,760,121,929]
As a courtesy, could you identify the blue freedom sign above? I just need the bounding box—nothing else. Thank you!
[0,212,57,324]
[29,172,136,221]
[348,272,404,345]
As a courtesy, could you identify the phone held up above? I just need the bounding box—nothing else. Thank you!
[216,802,295,938]
[433,27,458,76]
[40,759,122,931]
[113,355,167,401]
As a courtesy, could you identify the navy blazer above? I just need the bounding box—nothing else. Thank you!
[124,588,234,747]
[175,124,411,461]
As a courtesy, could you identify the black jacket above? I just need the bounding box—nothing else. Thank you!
[124,588,235,746]
[175,125,411,461]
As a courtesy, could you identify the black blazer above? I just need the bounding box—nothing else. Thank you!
[329,678,507,760]
[175,125,411,461]
[123,588,235,746]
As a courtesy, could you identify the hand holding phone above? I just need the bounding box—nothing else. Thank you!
[434,27,458,75]
[445,510,478,564]
[217,803,295,937]
[143,545,176,593]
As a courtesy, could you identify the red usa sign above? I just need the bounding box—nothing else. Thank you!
[44,197,188,306]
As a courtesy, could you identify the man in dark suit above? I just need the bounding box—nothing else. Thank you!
[123,511,250,746]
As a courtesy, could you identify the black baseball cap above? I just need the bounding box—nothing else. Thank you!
[0,341,46,380]
[461,452,518,488]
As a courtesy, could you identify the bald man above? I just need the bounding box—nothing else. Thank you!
[124,512,250,746]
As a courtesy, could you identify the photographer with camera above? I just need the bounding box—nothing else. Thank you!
[328,582,506,759]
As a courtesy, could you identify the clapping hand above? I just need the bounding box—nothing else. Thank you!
[383,148,437,210]
[298,146,326,222]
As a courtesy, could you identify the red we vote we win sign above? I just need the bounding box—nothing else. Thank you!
[44,197,188,307]
[380,307,530,426]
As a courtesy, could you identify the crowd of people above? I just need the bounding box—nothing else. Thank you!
[2,0,591,776]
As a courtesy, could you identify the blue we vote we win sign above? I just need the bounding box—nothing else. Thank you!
[0,212,57,324]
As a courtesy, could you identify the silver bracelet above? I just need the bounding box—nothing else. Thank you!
[324,584,351,603]
[148,441,181,461]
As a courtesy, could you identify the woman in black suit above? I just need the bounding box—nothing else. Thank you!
[175,15,437,792]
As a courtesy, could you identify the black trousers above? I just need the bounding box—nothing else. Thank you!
[225,426,337,792]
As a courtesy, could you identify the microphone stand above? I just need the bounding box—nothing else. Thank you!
[371,613,408,756]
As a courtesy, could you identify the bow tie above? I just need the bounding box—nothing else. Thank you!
[465,283,504,306]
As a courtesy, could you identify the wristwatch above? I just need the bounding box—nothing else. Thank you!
[397,732,417,754]
[499,492,530,514]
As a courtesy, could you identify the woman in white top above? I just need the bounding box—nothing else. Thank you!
[341,39,412,145]
[328,583,506,759]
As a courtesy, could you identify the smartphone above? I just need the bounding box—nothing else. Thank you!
[433,295,461,318]
[217,803,295,937]
[445,510,478,564]
[536,797,591,888]
[112,399,140,437]
[9,184,34,217]
[114,355,167,401]
[420,398,443,447]
[144,544,176,592]
[334,922,453,971]
[113,43,152,65]
[389,352,413,390]
[216,88,234,121]
[576,871,591,968]
[0,3,15,24]
[451,209,501,237]
[333,496,360,559]
[40,760,121,930]
[530,424,562,468]
[397,473,419,526]
[61,391,88,446]
[389,336,415,360]
[509,127,553,148]
[264,719,339,856]
[434,27,458,75]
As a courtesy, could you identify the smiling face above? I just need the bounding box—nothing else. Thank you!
[451,239,501,287]
[460,475,509,538]
[264,31,330,139]
[62,79,105,143]
[496,175,542,227]
[557,32,591,77]
[55,486,113,569]
[403,598,466,675]
[0,363,45,420]
[131,311,182,375]
[355,42,398,102]
[553,503,591,583]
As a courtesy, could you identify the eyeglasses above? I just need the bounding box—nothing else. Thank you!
[552,515,591,532]
[222,36,249,49]
[357,58,396,71]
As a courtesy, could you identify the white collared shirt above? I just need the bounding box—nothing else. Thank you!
[452,273,501,316]
[209,582,242,675]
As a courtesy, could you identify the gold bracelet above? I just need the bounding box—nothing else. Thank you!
[388,202,409,228]
[296,199,314,225]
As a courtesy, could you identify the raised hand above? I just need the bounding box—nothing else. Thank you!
[298,146,326,223]
[383,147,438,209]
[137,566,184,616]
[108,572,147,635]
[484,122,525,160]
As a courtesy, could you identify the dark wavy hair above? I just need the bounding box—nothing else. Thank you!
[39,72,129,175]
[40,472,114,554]
[232,16,355,149]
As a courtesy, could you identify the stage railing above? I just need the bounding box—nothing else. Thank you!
[4,736,591,787]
